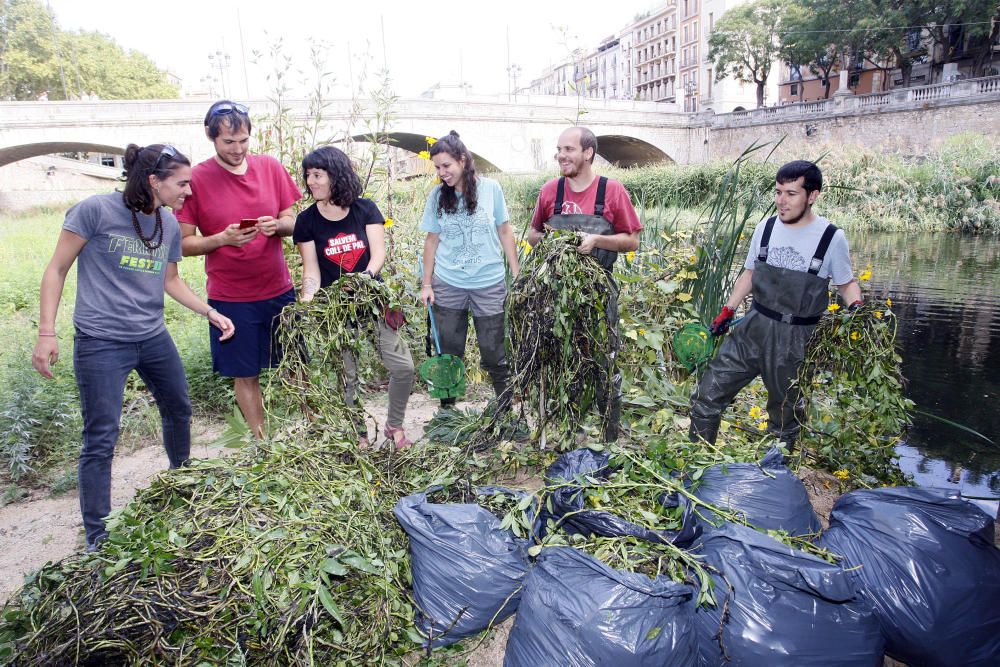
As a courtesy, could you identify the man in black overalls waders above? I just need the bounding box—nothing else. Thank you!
[528,127,643,441]
[689,160,862,449]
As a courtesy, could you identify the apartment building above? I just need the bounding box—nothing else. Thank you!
[679,0,701,110]
[632,2,679,103]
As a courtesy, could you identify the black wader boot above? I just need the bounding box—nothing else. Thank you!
[432,304,469,409]
[473,312,511,413]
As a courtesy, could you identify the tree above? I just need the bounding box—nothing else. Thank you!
[0,0,178,100]
[708,0,788,108]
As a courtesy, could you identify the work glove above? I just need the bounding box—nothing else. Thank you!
[709,306,737,336]
[848,300,863,312]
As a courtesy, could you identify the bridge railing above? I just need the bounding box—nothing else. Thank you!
[713,74,1000,127]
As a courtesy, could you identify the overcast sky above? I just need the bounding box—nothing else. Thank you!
[46,0,655,99]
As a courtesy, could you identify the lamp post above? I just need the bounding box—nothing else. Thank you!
[208,50,232,97]
[507,64,522,100]
[683,78,697,112]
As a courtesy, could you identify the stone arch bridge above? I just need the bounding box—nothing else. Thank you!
[0,96,694,173]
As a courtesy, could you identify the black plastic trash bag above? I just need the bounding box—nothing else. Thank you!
[542,447,699,546]
[693,522,884,666]
[504,546,698,667]
[393,486,533,647]
[690,447,821,536]
[818,487,1000,667]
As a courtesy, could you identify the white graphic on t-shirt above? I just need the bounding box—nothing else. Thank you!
[441,210,490,265]
[768,246,808,271]
[325,232,367,271]
[560,201,585,214]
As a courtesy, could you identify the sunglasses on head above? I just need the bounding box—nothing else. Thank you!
[209,102,249,116]
[149,144,178,174]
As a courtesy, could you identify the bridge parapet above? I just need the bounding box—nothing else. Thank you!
[711,75,1000,129]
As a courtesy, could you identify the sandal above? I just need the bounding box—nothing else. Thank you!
[383,424,413,451]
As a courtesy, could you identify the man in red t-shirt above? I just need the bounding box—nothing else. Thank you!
[527,126,642,258]
[176,100,302,438]
[527,126,642,442]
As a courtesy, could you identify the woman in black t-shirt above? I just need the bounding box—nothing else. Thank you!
[292,146,414,449]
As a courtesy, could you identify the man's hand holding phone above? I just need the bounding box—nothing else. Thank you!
[220,218,259,247]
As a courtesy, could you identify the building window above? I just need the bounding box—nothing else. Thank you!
[790,82,798,96]
[849,72,860,88]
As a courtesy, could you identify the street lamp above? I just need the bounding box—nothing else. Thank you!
[683,78,697,112]
[208,50,232,97]
[507,64,522,100]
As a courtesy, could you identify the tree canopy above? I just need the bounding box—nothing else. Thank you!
[0,0,179,101]
[711,0,999,103]
[708,0,787,108]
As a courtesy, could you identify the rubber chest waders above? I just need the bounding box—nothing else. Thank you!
[689,216,840,446]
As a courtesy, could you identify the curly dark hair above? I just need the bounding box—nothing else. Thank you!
[121,143,190,213]
[301,146,363,207]
[429,131,477,216]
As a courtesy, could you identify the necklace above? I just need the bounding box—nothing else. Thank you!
[131,207,164,250]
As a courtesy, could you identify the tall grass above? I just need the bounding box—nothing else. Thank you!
[494,134,999,234]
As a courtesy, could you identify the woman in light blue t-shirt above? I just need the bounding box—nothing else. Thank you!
[419,131,520,412]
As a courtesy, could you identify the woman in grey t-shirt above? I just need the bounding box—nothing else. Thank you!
[31,143,235,550]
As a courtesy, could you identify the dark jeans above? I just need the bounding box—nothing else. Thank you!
[74,328,191,547]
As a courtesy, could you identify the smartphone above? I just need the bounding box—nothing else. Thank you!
[239,218,258,230]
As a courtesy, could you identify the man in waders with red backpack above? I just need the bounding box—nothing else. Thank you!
[689,160,863,448]
[527,126,642,442]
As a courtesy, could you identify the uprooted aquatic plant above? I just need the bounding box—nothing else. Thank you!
[479,234,619,449]
[796,300,911,484]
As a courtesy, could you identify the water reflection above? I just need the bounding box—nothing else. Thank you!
[852,231,1000,503]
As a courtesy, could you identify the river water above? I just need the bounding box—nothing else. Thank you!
[851,232,1000,513]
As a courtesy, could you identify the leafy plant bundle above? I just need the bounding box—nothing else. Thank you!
[535,532,716,607]
[0,431,482,665]
[796,301,912,484]
[499,235,620,447]
[268,273,404,434]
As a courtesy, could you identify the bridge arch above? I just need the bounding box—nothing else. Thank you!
[347,132,504,173]
[595,135,673,167]
[0,142,124,168]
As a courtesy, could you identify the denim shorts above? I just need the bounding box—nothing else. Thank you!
[209,288,296,378]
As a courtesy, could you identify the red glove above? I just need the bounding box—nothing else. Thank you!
[384,306,406,331]
[710,306,737,336]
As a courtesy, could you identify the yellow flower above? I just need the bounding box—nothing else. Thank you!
[827,303,841,312]
[859,269,872,281]
[626,251,636,262]
[425,136,437,146]
[383,218,395,228]
[850,331,860,340]
[833,469,850,481]
[677,292,693,302]
[758,420,768,430]
[689,254,697,263]
[418,150,431,160]
[748,406,763,419]
[874,311,883,319]
[638,328,647,336]
[886,297,893,307]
